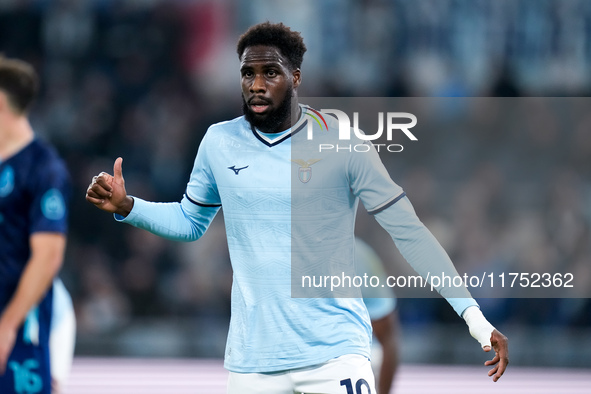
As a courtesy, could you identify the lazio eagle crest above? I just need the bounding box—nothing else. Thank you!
[291,159,322,183]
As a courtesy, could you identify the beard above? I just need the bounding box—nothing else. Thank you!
[242,86,293,134]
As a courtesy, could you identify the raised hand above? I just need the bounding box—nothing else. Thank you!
[86,157,134,217]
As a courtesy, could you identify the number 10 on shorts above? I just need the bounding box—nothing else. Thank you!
[340,378,371,393]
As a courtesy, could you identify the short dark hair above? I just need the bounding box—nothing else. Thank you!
[236,22,307,70]
[0,55,38,114]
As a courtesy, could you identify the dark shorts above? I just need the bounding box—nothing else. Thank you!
[0,289,53,394]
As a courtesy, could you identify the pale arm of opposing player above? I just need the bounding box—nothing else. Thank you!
[0,233,66,375]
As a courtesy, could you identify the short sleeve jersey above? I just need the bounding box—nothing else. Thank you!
[0,139,70,308]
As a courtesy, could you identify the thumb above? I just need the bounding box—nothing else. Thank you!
[113,157,124,182]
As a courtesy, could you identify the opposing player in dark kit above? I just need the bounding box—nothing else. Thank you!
[0,55,71,394]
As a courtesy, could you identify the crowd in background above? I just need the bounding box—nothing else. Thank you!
[1,0,590,358]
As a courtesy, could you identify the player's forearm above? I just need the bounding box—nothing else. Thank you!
[0,234,65,332]
[115,196,218,241]
[374,196,477,316]
[0,265,55,331]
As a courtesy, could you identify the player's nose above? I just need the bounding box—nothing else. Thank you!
[250,74,266,93]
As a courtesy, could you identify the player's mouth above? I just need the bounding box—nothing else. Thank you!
[250,104,269,113]
[249,98,271,114]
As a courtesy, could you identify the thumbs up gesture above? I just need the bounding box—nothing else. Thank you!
[86,157,134,217]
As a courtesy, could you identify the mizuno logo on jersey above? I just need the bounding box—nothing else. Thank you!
[291,159,322,183]
[228,165,249,175]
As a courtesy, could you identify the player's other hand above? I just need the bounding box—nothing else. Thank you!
[86,157,133,217]
[0,323,17,375]
[483,329,509,382]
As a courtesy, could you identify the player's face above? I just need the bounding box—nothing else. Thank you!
[240,45,301,133]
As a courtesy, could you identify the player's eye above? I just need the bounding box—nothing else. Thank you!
[242,70,254,78]
[266,70,277,77]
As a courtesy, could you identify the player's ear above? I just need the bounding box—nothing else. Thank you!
[0,91,7,113]
[0,91,18,116]
[292,68,301,89]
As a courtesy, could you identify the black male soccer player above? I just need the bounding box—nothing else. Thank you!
[0,56,71,394]
[87,23,508,393]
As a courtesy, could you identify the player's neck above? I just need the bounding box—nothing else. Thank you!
[0,116,34,161]
[274,100,301,133]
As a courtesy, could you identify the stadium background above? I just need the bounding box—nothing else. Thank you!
[1,0,590,390]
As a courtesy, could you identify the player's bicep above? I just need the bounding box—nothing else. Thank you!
[181,194,221,235]
[347,141,403,212]
[186,132,221,205]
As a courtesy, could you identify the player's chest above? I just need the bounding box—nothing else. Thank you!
[211,147,291,189]
[210,146,349,190]
[0,164,30,217]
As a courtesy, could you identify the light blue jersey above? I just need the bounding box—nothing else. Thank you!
[117,104,477,373]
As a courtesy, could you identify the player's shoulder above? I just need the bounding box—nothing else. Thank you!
[301,105,340,132]
[300,105,367,146]
[28,139,68,174]
[305,106,375,145]
[199,115,251,151]
[28,138,62,160]
[21,139,71,194]
[207,115,248,135]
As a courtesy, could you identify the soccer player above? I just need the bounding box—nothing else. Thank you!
[0,56,71,394]
[86,22,508,393]
[357,238,399,394]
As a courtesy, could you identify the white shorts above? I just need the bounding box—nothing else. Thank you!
[50,279,76,386]
[227,354,376,394]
